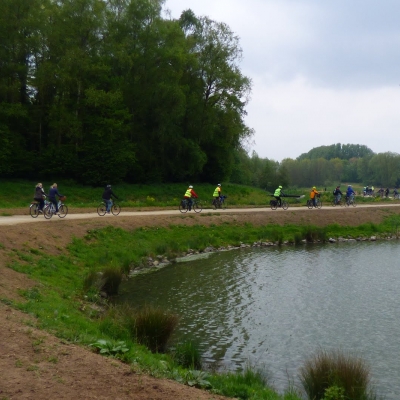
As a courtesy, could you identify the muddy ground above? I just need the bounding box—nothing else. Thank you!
[1,206,399,399]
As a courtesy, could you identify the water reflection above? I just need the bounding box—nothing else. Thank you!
[119,241,400,398]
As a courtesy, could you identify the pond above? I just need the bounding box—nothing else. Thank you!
[118,241,400,398]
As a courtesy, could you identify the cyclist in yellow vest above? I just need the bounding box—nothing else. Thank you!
[273,185,284,206]
[183,185,198,211]
[212,184,221,205]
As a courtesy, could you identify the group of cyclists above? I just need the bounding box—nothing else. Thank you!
[33,180,397,216]
[33,183,119,215]
[273,184,357,209]
[33,183,65,215]
[363,186,399,198]
[182,184,223,211]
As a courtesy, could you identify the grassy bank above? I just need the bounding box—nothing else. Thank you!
[0,180,393,210]
[2,217,394,399]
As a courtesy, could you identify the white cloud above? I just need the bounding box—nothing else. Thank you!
[247,76,400,160]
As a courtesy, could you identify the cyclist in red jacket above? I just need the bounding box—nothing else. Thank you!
[183,185,198,211]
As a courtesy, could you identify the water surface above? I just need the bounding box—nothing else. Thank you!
[119,241,400,398]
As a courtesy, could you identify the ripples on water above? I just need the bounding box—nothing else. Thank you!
[119,241,400,398]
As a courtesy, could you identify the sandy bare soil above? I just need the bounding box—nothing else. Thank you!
[1,205,400,399]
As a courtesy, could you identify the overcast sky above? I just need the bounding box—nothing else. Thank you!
[163,0,400,161]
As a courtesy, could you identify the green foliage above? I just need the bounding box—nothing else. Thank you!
[173,369,212,389]
[299,349,377,400]
[90,339,129,357]
[209,368,282,400]
[0,0,252,184]
[322,385,346,400]
[171,340,202,370]
[298,144,374,161]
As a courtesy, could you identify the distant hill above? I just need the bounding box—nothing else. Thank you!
[297,143,375,161]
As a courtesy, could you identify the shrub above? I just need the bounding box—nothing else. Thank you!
[299,349,377,400]
[100,266,123,296]
[172,340,202,369]
[133,305,179,353]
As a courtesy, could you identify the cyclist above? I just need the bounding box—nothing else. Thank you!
[48,183,64,215]
[333,185,342,204]
[346,185,355,202]
[212,184,222,206]
[310,186,319,208]
[102,184,119,214]
[34,183,47,213]
[385,188,390,198]
[273,185,284,207]
[183,185,198,211]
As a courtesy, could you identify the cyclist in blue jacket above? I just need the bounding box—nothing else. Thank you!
[48,183,64,215]
[346,185,355,201]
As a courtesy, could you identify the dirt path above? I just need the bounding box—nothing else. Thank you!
[1,205,400,399]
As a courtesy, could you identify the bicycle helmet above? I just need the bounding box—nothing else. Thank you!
[279,185,282,189]
[313,186,316,189]
[106,185,111,188]
[217,184,221,186]
[189,185,193,189]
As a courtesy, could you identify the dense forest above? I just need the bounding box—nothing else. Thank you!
[1,0,398,189]
[0,0,252,185]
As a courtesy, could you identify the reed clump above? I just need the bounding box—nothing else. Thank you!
[299,349,377,400]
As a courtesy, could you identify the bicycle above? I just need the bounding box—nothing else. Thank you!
[344,195,356,207]
[307,194,322,209]
[97,199,121,216]
[179,198,202,213]
[43,197,68,219]
[393,193,400,200]
[331,196,344,207]
[29,200,44,218]
[212,195,227,210]
[270,198,288,210]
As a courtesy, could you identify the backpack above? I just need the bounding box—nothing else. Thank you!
[333,189,337,195]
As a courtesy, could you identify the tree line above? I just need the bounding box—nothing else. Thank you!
[0,0,252,185]
[232,144,400,191]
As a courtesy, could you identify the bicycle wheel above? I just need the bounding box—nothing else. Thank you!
[193,201,202,213]
[179,200,188,213]
[43,205,53,219]
[111,203,121,216]
[282,201,289,210]
[351,199,356,207]
[316,199,322,209]
[97,203,107,216]
[58,204,68,218]
[30,203,39,218]
[307,200,313,209]
[331,200,336,207]
[270,200,277,210]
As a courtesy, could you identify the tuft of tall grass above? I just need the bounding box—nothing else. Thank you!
[171,340,202,370]
[101,266,123,296]
[131,305,179,353]
[83,267,123,297]
[299,349,377,400]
